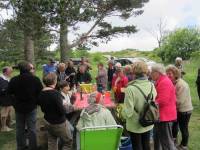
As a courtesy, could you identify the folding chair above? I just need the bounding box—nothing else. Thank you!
[79,125,123,150]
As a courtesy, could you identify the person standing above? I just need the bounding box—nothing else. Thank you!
[0,66,13,132]
[65,61,76,89]
[122,61,157,150]
[8,61,43,150]
[150,63,177,150]
[43,58,57,76]
[75,65,92,85]
[96,63,107,92]
[107,60,116,90]
[56,63,67,82]
[196,68,200,100]
[112,66,128,103]
[166,65,193,150]
[38,73,73,150]
[175,57,185,77]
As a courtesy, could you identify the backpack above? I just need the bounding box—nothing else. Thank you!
[132,83,159,127]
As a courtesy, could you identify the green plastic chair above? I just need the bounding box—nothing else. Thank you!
[80,125,123,150]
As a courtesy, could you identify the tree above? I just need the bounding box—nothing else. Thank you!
[0,19,24,63]
[0,0,48,64]
[1,0,149,63]
[157,28,200,62]
[146,18,168,48]
[0,19,53,65]
[40,0,150,62]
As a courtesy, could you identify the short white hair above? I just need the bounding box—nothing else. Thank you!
[115,62,122,68]
[175,57,182,61]
[151,63,166,75]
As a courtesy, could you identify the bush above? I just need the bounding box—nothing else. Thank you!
[157,28,200,62]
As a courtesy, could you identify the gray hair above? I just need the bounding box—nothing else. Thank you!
[87,92,97,104]
[151,63,166,75]
[175,57,182,61]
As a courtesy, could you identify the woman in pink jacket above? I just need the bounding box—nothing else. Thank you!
[151,63,177,150]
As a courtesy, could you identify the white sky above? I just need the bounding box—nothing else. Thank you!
[1,0,200,52]
[92,0,200,52]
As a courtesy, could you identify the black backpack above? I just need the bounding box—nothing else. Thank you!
[132,83,159,127]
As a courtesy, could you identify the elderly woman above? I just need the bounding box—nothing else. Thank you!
[175,57,185,77]
[38,73,72,150]
[56,63,67,82]
[124,65,134,82]
[76,92,116,130]
[150,63,177,150]
[166,65,193,150]
[112,66,128,103]
[122,61,157,150]
[96,63,107,92]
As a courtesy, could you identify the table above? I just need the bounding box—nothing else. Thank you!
[74,91,115,109]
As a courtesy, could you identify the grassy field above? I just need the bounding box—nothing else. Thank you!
[0,51,200,150]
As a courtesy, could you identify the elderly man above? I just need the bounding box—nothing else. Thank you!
[0,66,13,132]
[75,65,92,85]
[150,63,177,150]
[8,61,43,150]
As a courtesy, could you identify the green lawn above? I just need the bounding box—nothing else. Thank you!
[0,54,200,150]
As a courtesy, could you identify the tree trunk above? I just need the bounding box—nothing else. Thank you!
[24,32,35,64]
[60,22,69,62]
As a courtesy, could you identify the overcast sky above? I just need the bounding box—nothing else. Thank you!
[0,0,199,52]
[92,0,200,52]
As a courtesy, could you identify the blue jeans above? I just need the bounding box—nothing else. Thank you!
[15,109,37,150]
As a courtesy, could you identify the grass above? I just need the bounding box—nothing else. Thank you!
[0,51,200,150]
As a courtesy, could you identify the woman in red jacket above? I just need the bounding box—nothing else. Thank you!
[112,67,128,103]
[151,63,177,150]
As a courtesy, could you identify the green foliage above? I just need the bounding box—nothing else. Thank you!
[38,0,149,61]
[156,28,200,62]
[104,49,161,62]
[1,0,150,62]
[0,19,55,65]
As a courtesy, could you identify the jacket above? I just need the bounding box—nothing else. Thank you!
[122,79,157,133]
[8,72,43,113]
[175,78,193,112]
[155,75,177,122]
[0,76,13,106]
[96,68,107,89]
[76,104,116,130]
[112,74,128,103]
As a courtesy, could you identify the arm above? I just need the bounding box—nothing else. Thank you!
[121,87,137,119]
[55,93,67,115]
[156,81,174,108]
[7,78,14,95]
[105,109,117,125]
[86,72,92,83]
[76,110,85,131]
[123,77,129,87]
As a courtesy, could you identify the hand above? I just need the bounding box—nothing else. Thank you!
[113,86,117,92]
[65,76,70,80]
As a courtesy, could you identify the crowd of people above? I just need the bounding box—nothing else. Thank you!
[0,56,199,150]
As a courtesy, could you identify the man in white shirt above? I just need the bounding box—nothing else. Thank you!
[0,66,13,132]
